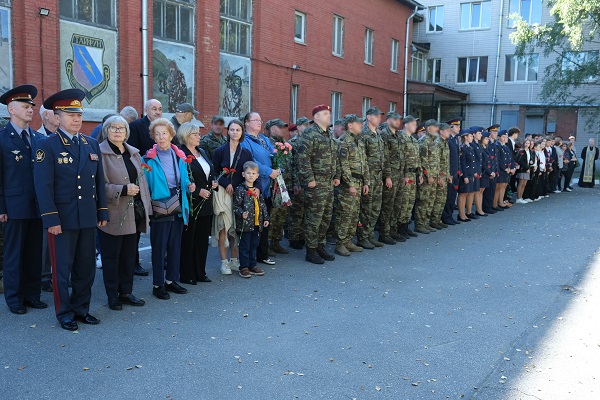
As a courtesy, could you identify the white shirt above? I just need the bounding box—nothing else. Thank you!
[197,154,211,180]
[536,150,546,171]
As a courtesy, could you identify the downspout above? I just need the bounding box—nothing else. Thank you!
[491,0,505,125]
[404,6,420,116]
[142,0,149,107]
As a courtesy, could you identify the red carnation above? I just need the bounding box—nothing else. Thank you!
[457,170,462,175]
[184,155,194,164]
[441,172,445,176]
[141,163,152,172]
[408,179,414,184]
[454,185,459,190]
[229,168,236,174]
[491,156,495,159]
[423,169,428,175]
[223,167,230,174]
[487,164,491,169]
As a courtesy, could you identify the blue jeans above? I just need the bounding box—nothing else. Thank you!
[238,227,260,269]
[150,217,183,286]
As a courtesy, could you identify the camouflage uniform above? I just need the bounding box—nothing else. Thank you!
[358,126,389,240]
[298,124,337,249]
[379,126,403,236]
[268,137,293,242]
[432,136,450,224]
[329,134,343,237]
[286,135,304,242]
[416,132,440,227]
[335,132,370,245]
[199,131,227,161]
[399,132,421,224]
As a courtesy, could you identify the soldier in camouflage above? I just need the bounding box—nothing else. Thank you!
[415,119,441,234]
[357,107,391,250]
[432,123,452,229]
[199,116,227,161]
[334,115,370,256]
[296,117,312,134]
[398,115,423,238]
[287,123,305,249]
[379,111,405,244]
[298,105,338,264]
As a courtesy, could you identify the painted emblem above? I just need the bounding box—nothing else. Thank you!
[36,149,45,163]
[65,33,111,103]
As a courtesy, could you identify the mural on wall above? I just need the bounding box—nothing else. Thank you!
[219,53,250,118]
[152,39,194,113]
[0,6,12,98]
[60,20,117,111]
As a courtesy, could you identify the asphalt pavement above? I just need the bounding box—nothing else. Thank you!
[0,187,598,400]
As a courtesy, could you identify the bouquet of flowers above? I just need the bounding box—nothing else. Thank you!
[271,142,293,208]
[190,167,235,219]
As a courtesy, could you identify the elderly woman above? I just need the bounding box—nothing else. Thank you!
[177,123,218,284]
[143,118,195,300]
[212,119,255,275]
[99,116,152,310]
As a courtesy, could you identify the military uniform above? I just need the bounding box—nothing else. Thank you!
[432,135,450,226]
[34,89,109,330]
[416,129,440,230]
[286,134,305,247]
[483,125,500,213]
[379,124,403,240]
[199,131,227,161]
[398,130,421,227]
[267,136,293,247]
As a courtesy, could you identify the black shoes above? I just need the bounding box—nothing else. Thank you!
[153,286,170,300]
[442,219,456,226]
[458,216,471,222]
[316,245,335,261]
[180,279,197,285]
[289,240,305,250]
[108,298,123,310]
[165,282,188,294]
[467,213,479,220]
[305,248,325,264]
[41,281,53,292]
[198,276,212,283]
[379,235,397,245]
[9,306,26,315]
[403,224,418,238]
[119,294,145,306]
[134,264,149,277]
[60,319,78,331]
[75,313,100,325]
[24,299,48,309]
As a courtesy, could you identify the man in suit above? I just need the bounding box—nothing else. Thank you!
[507,127,519,196]
[0,84,47,314]
[442,117,462,225]
[34,89,109,331]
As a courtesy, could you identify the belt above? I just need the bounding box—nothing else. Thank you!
[351,173,363,180]
[407,168,417,173]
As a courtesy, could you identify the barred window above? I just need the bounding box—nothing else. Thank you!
[60,0,115,27]
[153,0,195,43]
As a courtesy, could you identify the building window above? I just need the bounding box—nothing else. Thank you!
[509,0,542,27]
[291,84,299,122]
[390,39,399,72]
[457,56,488,83]
[427,5,444,32]
[426,58,442,83]
[364,28,374,65]
[60,0,116,27]
[153,0,194,43]
[411,51,424,81]
[0,4,12,106]
[294,11,306,44]
[220,0,252,56]
[561,51,599,82]
[332,15,344,57]
[389,102,397,112]
[460,1,491,30]
[331,92,342,121]
[362,97,371,117]
[505,54,538,82]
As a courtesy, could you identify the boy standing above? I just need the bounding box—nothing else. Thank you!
[234,161,269,278]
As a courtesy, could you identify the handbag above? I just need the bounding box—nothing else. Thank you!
[150,151,182,217]
[134,198,146,220]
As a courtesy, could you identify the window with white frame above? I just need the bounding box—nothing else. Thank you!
[508,0,542,27]
[0,4,12,105]
[294,11,306,43]
[505,54,538,82]
[457,56,488,83]
[220,0,252,55]
[362,97,371,117]
[390,39,399,72]
[331,92,342,121]
[332,15,344,57]
[561,51,599,82]
[427,5,444,32]
[291,84,299,122]
[60,0,116,27]
[426,58,442,83]
[389,102,397,112]
[411,51,424,81]
[460,1,491,30]
[365,28,374,65]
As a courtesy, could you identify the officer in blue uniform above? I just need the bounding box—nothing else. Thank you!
[34,89,109,331]
[483,124,500,213]
[0,84,47,314]
[442,117,462,225]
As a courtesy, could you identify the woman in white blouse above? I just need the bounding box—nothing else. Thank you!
[534,140,547,201]
[178,123,218,284]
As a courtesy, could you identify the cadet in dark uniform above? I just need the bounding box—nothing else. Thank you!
[457,129,476,222]
[483,124,500,214]
[34,89,109,331]
[0,85,47,314]
[442,117,462,225]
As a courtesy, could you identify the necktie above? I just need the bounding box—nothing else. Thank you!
[21,130,31,153]
[72,135,79,146]
[71,135,80,157]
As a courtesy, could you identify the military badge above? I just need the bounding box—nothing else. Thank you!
[63,157,69,164]
[90,153,98,161]
[35,149,45,162]
[58,158,63,164]
[69,157,73,164]
[11,150,20,155]
[60,152,69,157]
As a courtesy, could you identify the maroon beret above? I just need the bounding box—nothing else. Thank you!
[312,104,331,116]
[288,124,297,131]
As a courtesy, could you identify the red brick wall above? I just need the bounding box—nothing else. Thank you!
[196,0,221,128]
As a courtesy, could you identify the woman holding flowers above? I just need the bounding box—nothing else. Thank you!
[177,123,217,284]
[98,115,152,310]
[212,119,256,275]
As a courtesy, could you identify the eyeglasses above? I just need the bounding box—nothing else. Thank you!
[190,132,200,136]
[109,126,127,132]
[250,119,263,124]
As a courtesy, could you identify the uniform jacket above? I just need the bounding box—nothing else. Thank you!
[127,116,155,157]
[240,132,275,196]
[338,132,370,188]
[460,143,476,179]
[0,123,45,218]
[297,124,338,186]
[288,135,301,188]
[34,129,109,229]
[471,142,483,176]
[212,142,255,190]
[200,131,227,161]
[381,126,402,174]
[181,144,216,217]
[488,140,499,173]
[448,134,460,179]
[482,145,495,177]
[233,183,269,232]
[98,140,152,235]
[399,132,421,176]
[361,126,390,179]
[419,133,440,178]
[436,137,450,180]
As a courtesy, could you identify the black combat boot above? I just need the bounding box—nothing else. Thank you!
[305,248,324,264]
[316,245,335,261]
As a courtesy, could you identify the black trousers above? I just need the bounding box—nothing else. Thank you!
[49,228,96,322]
[483,177,496,211]
[2,218,42,308]
[180,214,212,281]
[150,218,183,286]
[442,182,457,222]
[257,197,272,261]
[99,230,136,299]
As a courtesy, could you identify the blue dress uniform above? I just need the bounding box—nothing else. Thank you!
[483,124,500,213]
[0,85,46,314]
[459,131,476,193]
[480,132,493,189]
[33,89,109,330]
[442,117,462,224]
[497,131,511,184]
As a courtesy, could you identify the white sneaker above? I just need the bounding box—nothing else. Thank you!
[95,255,102,269]
[553,190,561,193]
[525,199,533,203]
[534,197,541,201]
[516,198,527,204]
[544,195,550,198]
[566,188,572,192]
[229,259,240,272]
[220,262,232,275]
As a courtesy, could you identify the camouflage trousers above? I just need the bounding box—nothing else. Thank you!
[399,172,417,224]
[303,181,334,248]
[432,181,448,224]
[334,185,361,244]
[269,206,289,242]
[358,171,383,240]
[379,175,402,236]
[287,191,305,241]
[415,181,436,226]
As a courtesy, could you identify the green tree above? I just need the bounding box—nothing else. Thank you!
[510,0,600,108]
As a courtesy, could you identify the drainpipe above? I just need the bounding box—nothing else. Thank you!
[491,0,505,125]
[142,0,149,107]
[404,6,420,116]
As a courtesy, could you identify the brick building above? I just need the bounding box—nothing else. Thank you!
[0,0,423,134]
